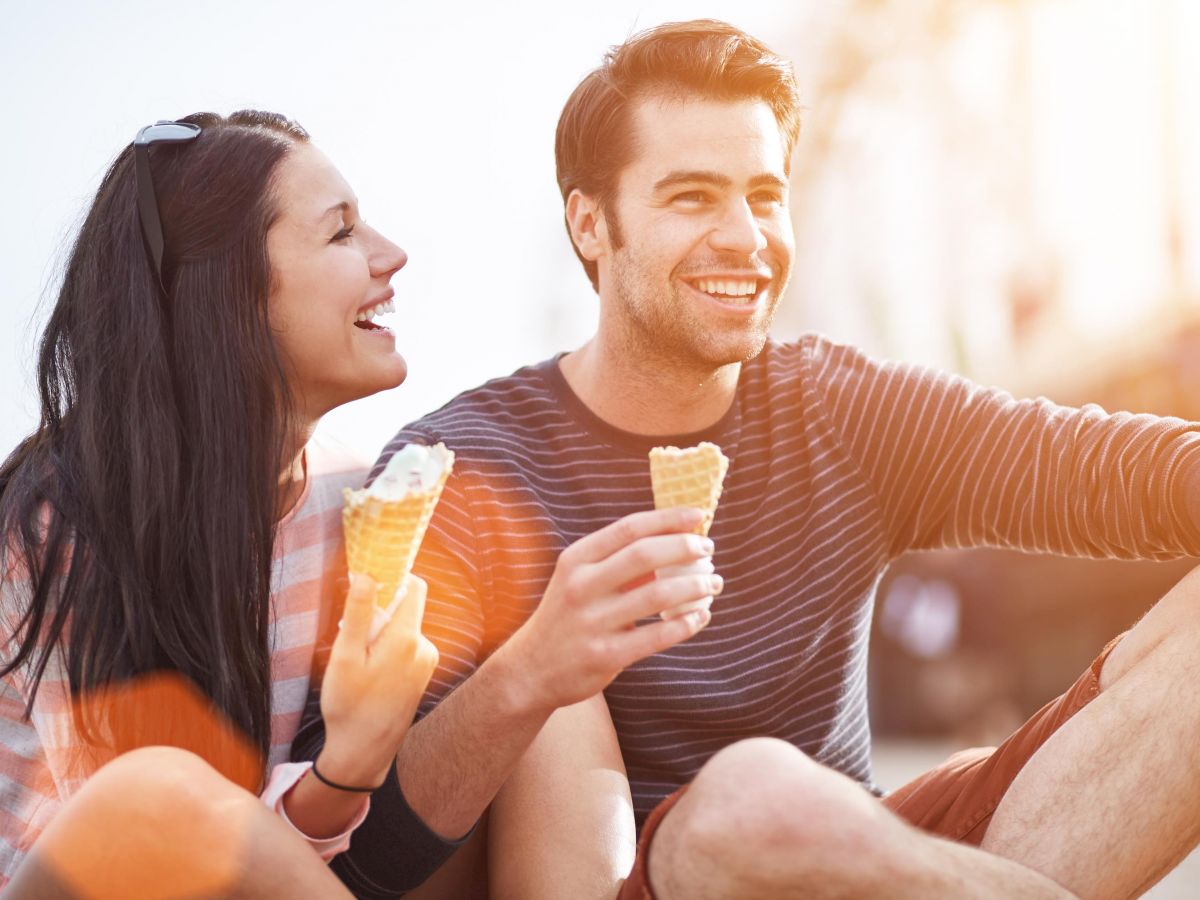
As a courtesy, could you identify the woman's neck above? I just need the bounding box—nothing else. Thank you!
[277,422,316,520]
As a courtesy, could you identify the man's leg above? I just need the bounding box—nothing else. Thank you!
[645,738,1074,900]
[984,565,1200,897]
[7,746,352,899]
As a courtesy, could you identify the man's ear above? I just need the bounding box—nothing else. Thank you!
[565,189,608,262]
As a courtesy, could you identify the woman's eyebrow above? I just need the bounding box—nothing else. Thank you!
[319,201,350,223]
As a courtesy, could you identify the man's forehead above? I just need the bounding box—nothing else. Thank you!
[626,93,789,177]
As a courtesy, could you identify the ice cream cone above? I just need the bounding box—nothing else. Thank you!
[649,441,729,536]
[648,442,729,619]
[342,443,454,613]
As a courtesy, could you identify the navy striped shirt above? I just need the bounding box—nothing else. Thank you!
[378,334,1200,828]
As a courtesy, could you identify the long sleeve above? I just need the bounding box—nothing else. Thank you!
[809,337,1200,559]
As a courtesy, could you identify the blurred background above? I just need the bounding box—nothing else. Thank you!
[3,0,1199,893]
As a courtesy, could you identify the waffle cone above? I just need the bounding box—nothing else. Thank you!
[342,459,453,609]
[649,442,729,536]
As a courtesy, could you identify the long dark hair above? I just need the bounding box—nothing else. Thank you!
[0,110,310,788]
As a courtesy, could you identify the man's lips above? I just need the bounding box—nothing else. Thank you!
[679,275,770,314]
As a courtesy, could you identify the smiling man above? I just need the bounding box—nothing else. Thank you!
[299,19,1200,899]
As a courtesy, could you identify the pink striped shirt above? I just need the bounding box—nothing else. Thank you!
[0,436,369,885]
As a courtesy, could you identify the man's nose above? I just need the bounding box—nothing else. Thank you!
[708,200,768,255]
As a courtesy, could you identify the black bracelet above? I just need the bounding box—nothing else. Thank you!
[310,757,384,793]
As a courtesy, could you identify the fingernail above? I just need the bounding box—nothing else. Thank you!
[709,575,724,594]
[688,609,710,628]
[700,538,715,555]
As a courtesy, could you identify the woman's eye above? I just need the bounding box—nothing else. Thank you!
[331,225,355,242]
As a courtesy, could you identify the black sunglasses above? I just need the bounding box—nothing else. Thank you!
[134,121,202,294]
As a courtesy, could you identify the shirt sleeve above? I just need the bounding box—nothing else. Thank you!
[259,762,370,862]
[807,335,1200,559]
[0,569,67,890]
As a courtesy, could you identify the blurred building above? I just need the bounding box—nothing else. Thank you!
[763,0,1200,739]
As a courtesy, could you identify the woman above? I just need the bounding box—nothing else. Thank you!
[0,110,438,897]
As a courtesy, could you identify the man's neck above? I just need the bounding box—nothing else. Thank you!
[559,336,740,436]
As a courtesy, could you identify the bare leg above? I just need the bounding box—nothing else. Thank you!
[489,694,636,900]
[648,738,1074,900]
[401,815,489,900]
[985,565,1200,898]
[6,746,352,899]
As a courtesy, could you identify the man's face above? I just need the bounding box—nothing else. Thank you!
[597,94,795,368]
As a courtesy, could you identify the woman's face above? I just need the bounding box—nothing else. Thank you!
[266,142,408,421]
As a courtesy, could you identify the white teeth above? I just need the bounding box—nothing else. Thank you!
[694,278,759,298]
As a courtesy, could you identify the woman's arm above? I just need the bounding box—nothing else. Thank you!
[488,693,636,900]
[282,573,438,841]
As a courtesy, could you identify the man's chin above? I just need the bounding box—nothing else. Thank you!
[692,330,770,368]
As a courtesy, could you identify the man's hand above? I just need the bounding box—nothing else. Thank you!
[497,507,720,714]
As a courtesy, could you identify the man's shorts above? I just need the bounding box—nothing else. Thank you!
[618,633,1123,900]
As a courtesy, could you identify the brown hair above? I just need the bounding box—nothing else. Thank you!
[555,19,802,291]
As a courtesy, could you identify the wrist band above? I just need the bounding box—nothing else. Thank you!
[311,757,384,793]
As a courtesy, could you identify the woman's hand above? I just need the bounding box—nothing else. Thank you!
[315,573,439,789]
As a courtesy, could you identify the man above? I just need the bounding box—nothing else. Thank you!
[301,19,1200,899]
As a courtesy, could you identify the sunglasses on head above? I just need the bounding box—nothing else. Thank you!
[134,120,202,295]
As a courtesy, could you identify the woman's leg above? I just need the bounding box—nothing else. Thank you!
[7,745,352,899]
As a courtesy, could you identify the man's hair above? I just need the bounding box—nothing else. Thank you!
[555,19,802,291]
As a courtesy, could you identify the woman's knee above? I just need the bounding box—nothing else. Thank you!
[31,746,265,897]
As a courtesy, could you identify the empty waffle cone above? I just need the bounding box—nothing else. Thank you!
[343,444,454,610]
[648,442,729,620]
[648,442,729,536]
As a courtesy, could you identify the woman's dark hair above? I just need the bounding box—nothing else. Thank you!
[0,110,310,789]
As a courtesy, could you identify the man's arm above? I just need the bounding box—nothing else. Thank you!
[810,336,1200,559]
[396,507,718,841]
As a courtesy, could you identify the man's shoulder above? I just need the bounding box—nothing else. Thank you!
[751,333,863,383]
[402,357,561,443]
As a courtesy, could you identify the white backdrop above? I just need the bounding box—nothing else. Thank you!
[0,0,800,462]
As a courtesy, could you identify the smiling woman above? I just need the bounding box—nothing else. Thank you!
[266,141,409,421]
[0,110,436,897]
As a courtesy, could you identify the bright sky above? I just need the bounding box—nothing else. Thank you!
[0,0,802,462]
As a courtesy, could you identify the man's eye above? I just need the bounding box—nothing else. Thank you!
[331,225,355,242]
[673,191,709,204]
[750,192,783,207]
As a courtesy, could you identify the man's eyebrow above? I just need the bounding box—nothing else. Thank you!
[652,171,789,192]
[653,171,732,192]
[748,173,789,191]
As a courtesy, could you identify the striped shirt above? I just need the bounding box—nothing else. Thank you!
[0,437,368,885]
[378,334,1200,828]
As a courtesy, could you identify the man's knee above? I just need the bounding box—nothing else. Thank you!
[1100,565,1200,689]
[660,738,884,887]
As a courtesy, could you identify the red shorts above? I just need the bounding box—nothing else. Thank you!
[618,634,1122,900]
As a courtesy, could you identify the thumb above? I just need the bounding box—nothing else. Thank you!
[336,572,378,652]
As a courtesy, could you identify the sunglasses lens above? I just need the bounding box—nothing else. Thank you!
[136,122,202,145]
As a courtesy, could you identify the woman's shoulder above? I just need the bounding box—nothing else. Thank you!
[303,433,372,500]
